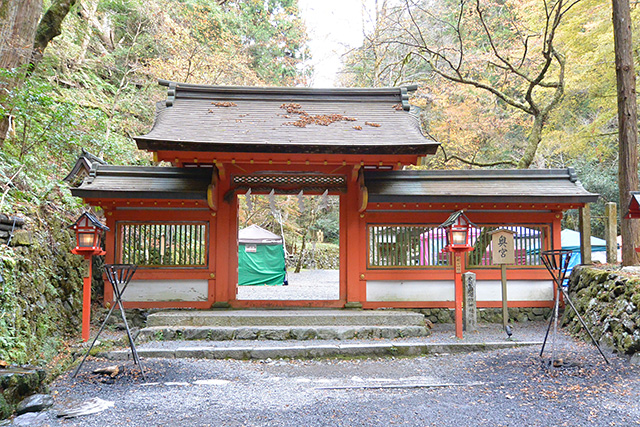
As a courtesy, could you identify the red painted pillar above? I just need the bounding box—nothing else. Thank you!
[82,255,92,342]
[213,166,233,306]
[344,178,362,306]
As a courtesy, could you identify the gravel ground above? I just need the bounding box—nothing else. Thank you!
[236,270,339,300]
[21,327,640,427]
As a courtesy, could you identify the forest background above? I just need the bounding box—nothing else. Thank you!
[0,0,638,364]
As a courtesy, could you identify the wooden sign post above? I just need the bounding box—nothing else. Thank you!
[491,229,516,334]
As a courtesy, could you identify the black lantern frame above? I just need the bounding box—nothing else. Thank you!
[439,210,475,252]
[69,212,109,256]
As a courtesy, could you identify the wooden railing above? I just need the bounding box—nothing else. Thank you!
[367,224,549,269]
[117,222,208,267]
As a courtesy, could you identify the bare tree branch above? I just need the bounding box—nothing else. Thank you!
[439,145,518,167]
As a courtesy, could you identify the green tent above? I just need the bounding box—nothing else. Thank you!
[238,224,286,286]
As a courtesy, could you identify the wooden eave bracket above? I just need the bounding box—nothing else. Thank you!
[207,167,219,211]
[357,169,368,213]
[215,162,226,180]
[352,164,361,182]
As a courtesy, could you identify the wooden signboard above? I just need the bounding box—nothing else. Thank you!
[490,229,516,334]
[491,229,516,265]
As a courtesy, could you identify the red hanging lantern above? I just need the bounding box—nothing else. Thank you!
[440,210,474,252]
[69,212,109,256]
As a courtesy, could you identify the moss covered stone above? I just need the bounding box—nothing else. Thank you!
[0,198,86,366]
[565,266,640,357]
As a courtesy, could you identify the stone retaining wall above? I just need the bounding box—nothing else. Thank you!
[418,307,551,324]
[563,266,640,360]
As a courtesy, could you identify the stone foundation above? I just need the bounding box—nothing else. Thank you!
[417,307,551,324]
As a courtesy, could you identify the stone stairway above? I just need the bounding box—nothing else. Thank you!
[136,309,430,342]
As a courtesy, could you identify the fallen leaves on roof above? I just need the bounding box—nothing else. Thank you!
[280,103,358,128]
[211,101,238,107]
[365,122,381,127]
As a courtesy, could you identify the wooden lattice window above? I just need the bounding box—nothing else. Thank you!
[117,222,208,267]
[368,225,450,268]
[466,225,548,267]
[367,223,549,269]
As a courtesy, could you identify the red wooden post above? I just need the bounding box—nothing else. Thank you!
[82,255,92,342]
[454,252,464,339]
[69,212,108,341]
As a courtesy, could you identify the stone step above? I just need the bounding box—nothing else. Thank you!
[104,341,542,361]
[146,310,426,328]
[137,325,429,342]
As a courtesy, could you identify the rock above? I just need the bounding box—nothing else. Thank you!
[7,230,33,247]
[436,309,452,323]
[0,215,25,227]
[630,353,640,365]
[621,266,640,275]
[16,394,53,416]
[0,394,10,420]
[12,411,49,426]
[57,397,114,419]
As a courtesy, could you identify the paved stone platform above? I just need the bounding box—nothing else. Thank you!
[145,309,426,327]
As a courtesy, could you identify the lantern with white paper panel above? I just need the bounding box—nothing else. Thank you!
[440,210,475,252]
[69,212,109,256]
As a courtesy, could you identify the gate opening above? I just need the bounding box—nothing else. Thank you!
[236,193,340,301]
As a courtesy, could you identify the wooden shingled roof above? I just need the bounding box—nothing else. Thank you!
[364,168,599,205]
[134,80,439,155]
[71,165,212,200]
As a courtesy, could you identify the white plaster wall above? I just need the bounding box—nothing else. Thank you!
[366,280,553,302]
[120,280,208,302]
[476,280,554,301]
[367,280,454,302]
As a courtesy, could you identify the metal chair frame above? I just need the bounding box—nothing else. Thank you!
[73,264,146,380]
[540,250,609,366]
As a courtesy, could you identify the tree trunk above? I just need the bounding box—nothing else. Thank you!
[517,113,545,169]
[294,233,306,273]
[0,0,43,144]
[29,0,77,71]
[612,0,639,265]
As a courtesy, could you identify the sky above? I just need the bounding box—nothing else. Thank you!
[298,0,373,87]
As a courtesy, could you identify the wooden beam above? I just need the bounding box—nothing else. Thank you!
[605,202,618,264]
[579,205,592,265]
